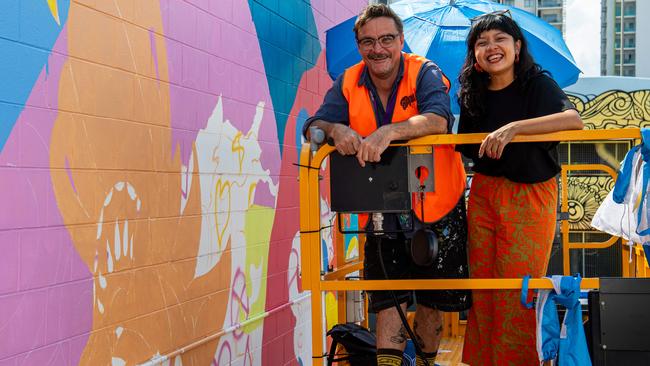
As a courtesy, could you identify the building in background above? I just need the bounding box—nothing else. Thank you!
[601,0,650,77]
[375,0,567,35]
[496,0,566,36]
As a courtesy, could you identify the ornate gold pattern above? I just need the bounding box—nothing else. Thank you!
[566,176,614,231]
[563,89,650,232]
[568,90,650,129]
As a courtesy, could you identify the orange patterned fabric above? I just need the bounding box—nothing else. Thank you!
[462,173,558,366]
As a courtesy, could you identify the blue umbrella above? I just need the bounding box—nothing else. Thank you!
[325,0,581,114]
[325,15,412,81]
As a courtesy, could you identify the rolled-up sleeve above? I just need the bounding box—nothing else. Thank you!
[415,62,454,133]
[302,75,349,138]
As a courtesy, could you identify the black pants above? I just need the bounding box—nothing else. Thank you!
[363,196,472,312]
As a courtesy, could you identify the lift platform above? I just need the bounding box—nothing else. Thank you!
[299,128,649,365]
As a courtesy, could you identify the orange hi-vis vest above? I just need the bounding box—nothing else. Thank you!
[341,53,466,223]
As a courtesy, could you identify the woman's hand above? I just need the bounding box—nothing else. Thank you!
[478,122,520,159]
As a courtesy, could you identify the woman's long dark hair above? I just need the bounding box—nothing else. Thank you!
[458,12,543,119]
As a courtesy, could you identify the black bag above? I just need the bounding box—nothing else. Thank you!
[326,323,378,366]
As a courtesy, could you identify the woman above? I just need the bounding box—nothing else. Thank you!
[456,12,583,366]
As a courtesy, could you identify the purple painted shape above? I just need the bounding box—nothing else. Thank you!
[182,44,210,93]
[0,289,48,359]
[19,228,77,291]
[0,104,20,167]
[0,231,19,295]
[45,279,94,345]
[0,356,17,366]
[0,335,87,366]
[209,0,233,22]
[253,180,275,208]
[9,340,70,366]
[311,0,368,39]
[168,0,197,47]
[0,28,92,361]
[162,3,280,207]
[19,106,59,169]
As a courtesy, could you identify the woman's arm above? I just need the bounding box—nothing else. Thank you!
[479,109,584,159]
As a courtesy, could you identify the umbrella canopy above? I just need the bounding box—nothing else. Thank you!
[325,0,581,114]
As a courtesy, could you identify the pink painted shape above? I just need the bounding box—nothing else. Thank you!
[0,29,92,362]
[18,107,59,169]
[13,342,72,366]
[19,227,89,291]
[0,290,48,359]
[260,1,367,360]
[0,231,19,295]
[162,3,280,206]
[0,335,90,365]
[0,357,16,366]
[45,279,94,345]
[311,0,368,42]
[209,0,233,23]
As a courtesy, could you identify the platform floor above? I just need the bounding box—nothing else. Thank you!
[435,336,468,366]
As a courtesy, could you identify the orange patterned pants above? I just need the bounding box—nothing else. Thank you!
[462,174,558,366]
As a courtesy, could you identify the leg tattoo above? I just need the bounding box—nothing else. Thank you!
[413,320,425,349]
[390,325,407,344]
[435,324,443,337]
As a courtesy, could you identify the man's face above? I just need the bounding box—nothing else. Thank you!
[357,17,404,80]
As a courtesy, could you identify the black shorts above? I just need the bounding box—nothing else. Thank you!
[363,196,472,313]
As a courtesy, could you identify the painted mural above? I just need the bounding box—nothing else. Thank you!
[0,1,366,365]
[5,3,649,365]
[564,77,650,232]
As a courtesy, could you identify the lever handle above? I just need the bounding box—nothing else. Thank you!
[309,126,325,152]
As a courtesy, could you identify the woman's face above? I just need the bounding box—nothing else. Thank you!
[473,29,521,80]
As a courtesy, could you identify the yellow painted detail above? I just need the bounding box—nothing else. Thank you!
[325,292,338,332]
[346,236,359,260]
[47,0,60,25]
[409,146,432,154]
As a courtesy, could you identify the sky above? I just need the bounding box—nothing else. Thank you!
[565,0,602,76]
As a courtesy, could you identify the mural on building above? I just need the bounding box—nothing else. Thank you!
[564,78,650,232]
[0,0,366,365]
[9,3,650,365]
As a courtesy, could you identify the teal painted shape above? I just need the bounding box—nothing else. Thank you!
[248,0,321,155]
[0,0,69,152]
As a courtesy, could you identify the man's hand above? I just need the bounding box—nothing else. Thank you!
[478,122,519,159]
[356,126,392,167]
[330,124,362,156]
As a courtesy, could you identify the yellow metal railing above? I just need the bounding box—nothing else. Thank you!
[299,128,641,365]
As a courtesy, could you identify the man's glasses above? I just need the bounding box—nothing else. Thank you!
[470,9,512,23]
[357,33,399,51]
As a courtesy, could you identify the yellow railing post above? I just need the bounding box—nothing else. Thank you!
[560,163,620,274]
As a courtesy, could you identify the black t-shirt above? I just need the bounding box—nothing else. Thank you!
[456,73,575,183]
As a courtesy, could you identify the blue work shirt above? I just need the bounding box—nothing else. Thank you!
[302,54,454,138]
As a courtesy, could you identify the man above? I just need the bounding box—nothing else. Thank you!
[303,4,471,366]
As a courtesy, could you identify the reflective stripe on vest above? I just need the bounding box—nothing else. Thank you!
[341,53,466,223]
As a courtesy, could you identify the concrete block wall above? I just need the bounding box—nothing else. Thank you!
[0,1,366,365]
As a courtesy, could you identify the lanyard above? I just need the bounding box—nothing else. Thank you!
[369,88,398,127]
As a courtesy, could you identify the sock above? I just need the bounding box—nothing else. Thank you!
[377,348,403,366]
[415,351,438,366]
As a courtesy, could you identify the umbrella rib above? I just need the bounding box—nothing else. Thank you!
[411,15,440,27]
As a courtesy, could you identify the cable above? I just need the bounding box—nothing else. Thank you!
[377,237,431,366]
